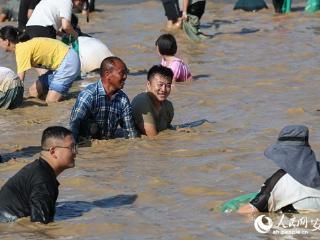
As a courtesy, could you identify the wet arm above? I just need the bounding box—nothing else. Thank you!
[18,72,25,82]
[187,75,193,82]
[167,104,174,129]
[182,0,189,18]
[0,13,7,22]
[131,95,159,137]
[28,0,40,18]
[121,101,138,139]
[29,183,56,224]
[70,92,92,141]
[237,204,259,214]
[137,122,158,137]
[27,9,34,19]
[61,18,78,39]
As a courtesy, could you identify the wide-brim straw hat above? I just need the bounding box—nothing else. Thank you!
[264,125,320,188]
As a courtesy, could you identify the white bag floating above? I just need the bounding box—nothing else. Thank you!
[78,36,113,73]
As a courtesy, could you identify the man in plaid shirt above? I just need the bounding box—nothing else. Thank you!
[70,56,138,141]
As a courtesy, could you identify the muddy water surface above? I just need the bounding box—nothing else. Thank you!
[1,0,320,239]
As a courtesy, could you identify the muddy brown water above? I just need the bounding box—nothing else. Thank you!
[1,0,320,239]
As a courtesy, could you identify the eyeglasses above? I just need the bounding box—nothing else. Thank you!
[42,144,78,153]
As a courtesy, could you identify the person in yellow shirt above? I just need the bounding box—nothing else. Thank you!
[0,26,80,103]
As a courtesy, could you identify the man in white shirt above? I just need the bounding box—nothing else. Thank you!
[25,0,84,39]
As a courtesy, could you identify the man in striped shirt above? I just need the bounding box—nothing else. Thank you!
[70,56,138,141]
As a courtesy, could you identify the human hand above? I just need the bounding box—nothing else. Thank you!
[72,31,79,40]
[182,11,188,21]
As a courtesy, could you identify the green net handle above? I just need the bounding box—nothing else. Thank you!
[61,35,81,78]
[305,0,320,12]
[220,192,258,213]
[61,35,79,54]
[282,0,291,13]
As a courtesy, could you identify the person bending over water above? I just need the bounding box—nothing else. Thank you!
[132,65,174,137]
[0,126,77,223]
[0,26,80,103]
[0,66,24,109]
[156,34,192,83]
[238,125,320,214]
[25,0,85,39]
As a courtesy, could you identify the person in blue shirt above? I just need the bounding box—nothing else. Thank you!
[70,56,138,141]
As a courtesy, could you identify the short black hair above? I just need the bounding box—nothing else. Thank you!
[147,65,173,82]
[155,34,177,56]
[41,126,73,148]
[0,26,30,44]
[100,56,127,77]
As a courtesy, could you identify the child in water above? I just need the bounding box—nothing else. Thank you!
[156,34,192,83]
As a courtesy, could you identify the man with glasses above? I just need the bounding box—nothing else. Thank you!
[0,126,77,223]
[70,56,138,141]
